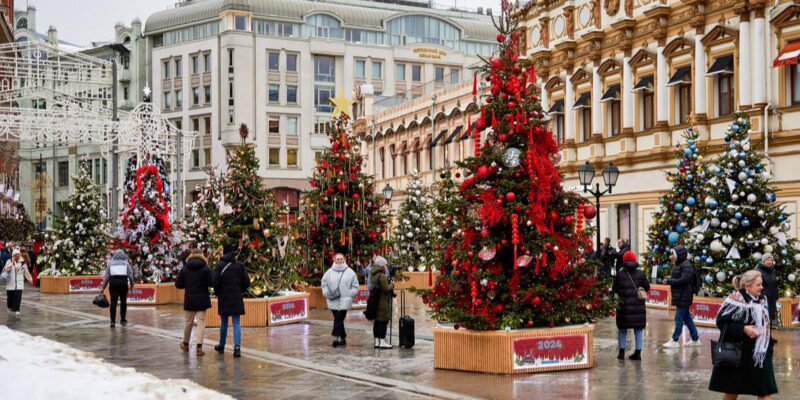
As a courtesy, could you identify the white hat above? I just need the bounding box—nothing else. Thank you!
[11,249,20,256]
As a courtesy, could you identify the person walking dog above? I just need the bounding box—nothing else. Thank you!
[101,249,134,327]
[321,253,359,347]
[176,248,213,356]
[612,251,650,360]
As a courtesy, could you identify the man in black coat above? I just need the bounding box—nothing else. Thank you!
[212,245,250,357]
[598,238,614,277]
[613,238,630,272]
[612,251,650,360]
[176,248,213,355]
[663,246,700,347]
[755,253,778,321]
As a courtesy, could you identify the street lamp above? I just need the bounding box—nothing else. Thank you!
[382,183,394,202]
[578,162,621,255]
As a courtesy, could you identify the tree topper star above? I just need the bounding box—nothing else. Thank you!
[329,90,355,118]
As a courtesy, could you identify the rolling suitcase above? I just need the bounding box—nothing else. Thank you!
[398,291,415,348]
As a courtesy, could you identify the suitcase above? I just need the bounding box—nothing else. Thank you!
[398,291,415,348]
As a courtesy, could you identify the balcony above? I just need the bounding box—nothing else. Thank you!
[119,69,131,83]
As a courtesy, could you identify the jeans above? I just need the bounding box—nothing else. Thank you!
[618,328,643,350]
[219,315,241,348]
[108,281,128,322]
[331,310,348,338]
[373,320,389,339]
[672,306,699,341]
[6,290,22,311]
[183,310,207,345]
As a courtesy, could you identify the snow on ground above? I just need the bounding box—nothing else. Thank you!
[0,326,233,400]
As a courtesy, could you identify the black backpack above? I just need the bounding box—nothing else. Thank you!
[363,284,381,321]
[691,263,703,295]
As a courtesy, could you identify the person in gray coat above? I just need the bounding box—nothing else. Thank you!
[321,253,359,347]
[101,249,135,328]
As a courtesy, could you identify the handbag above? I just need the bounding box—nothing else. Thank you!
[711,324,742,367]
[326,270,345,300]
[626,270,648,301]
[93,294,110,308]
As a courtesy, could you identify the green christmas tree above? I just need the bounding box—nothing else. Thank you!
[180,168,224,255]
[420,4,613,330]
[690,112,800,296]
[642,126,709,283]
[393,170,439,272]
[216,124,294,297]
[40,165,110,276]
[298,112,389,286]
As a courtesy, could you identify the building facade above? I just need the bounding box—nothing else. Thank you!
[144,0,497,209]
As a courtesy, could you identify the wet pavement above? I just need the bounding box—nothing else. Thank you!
[2,289,799,400]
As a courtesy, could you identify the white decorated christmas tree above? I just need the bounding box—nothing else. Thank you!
[393,170,439,272]
[181,168,224,255]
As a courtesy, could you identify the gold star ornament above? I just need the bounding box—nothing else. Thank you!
[329,90,355,118]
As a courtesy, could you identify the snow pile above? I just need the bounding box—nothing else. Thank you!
[0,326,232,400]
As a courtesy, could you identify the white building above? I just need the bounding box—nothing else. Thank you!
[144,0,498,210]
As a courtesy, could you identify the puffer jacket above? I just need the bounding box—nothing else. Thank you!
[4,259,32,290]
[369,264,394,322]
[212,251,250,316]
[321,262,359,311]
[175,253,213,311]
[612,261,650,329]
[667,246,694,307]
[102,249,134,290]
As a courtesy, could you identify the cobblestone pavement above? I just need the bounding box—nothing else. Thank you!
[2,290,799,400]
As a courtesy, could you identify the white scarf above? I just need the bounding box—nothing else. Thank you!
[719,291,770,368]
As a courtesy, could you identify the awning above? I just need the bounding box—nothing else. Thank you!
[410,138,420,151]
[460,124,472,140]
[774,41,800,67]
[547,99,564,114]
[572,93,591,109]
[706,55,734,76]
[632,75,654,92]
[398,141,408,154]
[666,66,691,86]
[600,85,620,102]
[444,126,462,144]
[430,129,447,147]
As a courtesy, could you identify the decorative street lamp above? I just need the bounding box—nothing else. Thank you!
[382,183,394,202]
[578,161,620,255]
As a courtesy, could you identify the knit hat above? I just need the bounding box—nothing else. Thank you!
[761,253,774,263]
[11,249,20,256]
[373,256,388,267]
[622,250,637,263]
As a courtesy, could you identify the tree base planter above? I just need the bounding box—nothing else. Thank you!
[304,285,369,309]
[778,297,800,328]
[103,283,175,306]
[645,284,672,309]
[433,324,594,374]
[394,271,440,290]
[205,292,310,327]
[40,275,103,294]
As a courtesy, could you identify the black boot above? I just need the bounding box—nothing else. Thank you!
[332,337,341,347]
[617,349,625,360]
[214,344,224,354]
[628,350,642,360]
[233,347,241,358]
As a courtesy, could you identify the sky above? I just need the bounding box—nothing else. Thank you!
[18,0,503,47]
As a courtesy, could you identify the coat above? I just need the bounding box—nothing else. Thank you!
[212,252,250,316]
[369,264,394,322]
[102,249,134,290]
[709,290,777,396]
[612,261,650,330]
[175,254,212,312]
[614,244,630,271]
[755,263,778,320]
[4,259,32,291]
[667,246,694,307]
[321,263,359,311]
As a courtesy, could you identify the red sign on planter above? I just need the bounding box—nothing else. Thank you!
[270,298,308,324]
[352,289,370,307]
[792,303,800,326]
[69,277,103,293]
[127,287,157,304]
[646,287,669,307]
[690,300,722,325]
[512,334,589,370]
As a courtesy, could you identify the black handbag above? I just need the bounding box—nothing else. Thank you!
[711,324,742,367]
[93,294,110,308]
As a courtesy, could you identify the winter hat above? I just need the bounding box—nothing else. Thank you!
[761,253,774,263]
[622,251,637,263]
[11,249,20,257]
[223,243,237,255]
[373,256,388,267]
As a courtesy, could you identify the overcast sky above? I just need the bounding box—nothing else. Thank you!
[19,0,503,47]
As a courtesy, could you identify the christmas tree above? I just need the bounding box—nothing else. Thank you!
[642,126,709,283]
[421,4,613,330]
[40,165,110,276]
[690,112,800,296]
[116,154,181,283]
[216,124,294,297]
[393,170,439,272]
[432,167,464,269]
[298,110,389,286]
[180,168,224,255]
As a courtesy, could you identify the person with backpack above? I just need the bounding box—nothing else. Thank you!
[212,244,250,358]
[321,253,359,347]
[100,249,134,327]
[663,246,701,348]
[175,248,213,356]
[368,256,394,349]
[612,251,650,360]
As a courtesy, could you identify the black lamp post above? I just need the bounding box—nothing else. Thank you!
[578,162,620,253]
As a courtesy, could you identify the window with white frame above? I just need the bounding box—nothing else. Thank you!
[268,116,280,135]
[268,148,280,166]
[269,84,279,103]
[287,85,297,104]
[268,52,279,71]
[396,63,406,81]
[372,61,382,79]
[287,116,298,136]
[355,60,366,78]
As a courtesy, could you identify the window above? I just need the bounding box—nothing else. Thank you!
[610,100,621,136]
[315,151,324,163]
[314,56,335,82]
[269,116,280,135]
[315,118,331,135]
[94,159,101,184]
[123,85,129,100]
[204,85,211,103]
[287,117,298,136]
[679,83,692,124]
[412,65,422,82]
[193,118,200,133]
[268,52,279,71]
[228,109,235,124]
[287,54,297,72]
[192,55,200,74]
[193,87,200,105]
[718,74,734,116]
[162,60,171,79]
[554,114,565,144]
[642,91,654,130]
[355,60,366,78]
[287,149,298,167]
[229,81,234,104]
[204,53,211,73]
[315,85,334,112]
[58,161,69,187]
[204,118,211,135]
[163,92,171,109]
[305,14,341,39]
[228,49,234,67]
[204,148,211,166]
[269,84,279,103]
[386,15,460,48]
[396,64,406,81]
[175,90,183,108]
[790,64,800,105]
[174,59,182,77]
[234,15,247,31]
[617,204,631,242]
[287,85,297,104]
[372,61,382,79]
[415,147,422,172]
[435,67,445,83]
[192,150,200,168]
[582,107,592,141]
[379,148,385,179]
[450,69,460,84]
[269,148,280,166]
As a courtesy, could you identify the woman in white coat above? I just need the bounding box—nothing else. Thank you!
[4,249,32,317]
[321,253,360,347]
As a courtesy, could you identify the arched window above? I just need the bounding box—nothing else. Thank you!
[386,15,460,49]
[305,14,341,39]
[16,18,27,30]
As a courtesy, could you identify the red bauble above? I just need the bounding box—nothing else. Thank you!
[337,182,346,192]
[505,192,516,202]
[454,324,460,330]
[532,296,541,306]
[527,320,534,327]
[353,193,360,199]
[491,58,503,68]
[496,34,505,42]
[549,210,559,221]
[468,251,474,258]
[498,134,508,142]
[455,172,461,178]
[507,101,517,108]
[477,165,490,178]
[325,188,334,196]
[481,228,490,237]
[583,205,597,219]
[564,216,573,225]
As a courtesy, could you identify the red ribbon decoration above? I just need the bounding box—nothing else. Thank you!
[472,71,478,96]
[120,164,171,250]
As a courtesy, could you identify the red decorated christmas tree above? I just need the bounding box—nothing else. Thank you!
[421,3,614,330]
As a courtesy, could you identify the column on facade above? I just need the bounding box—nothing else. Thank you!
[739,12,751,107]
[564,72,575,141]
[752,10,767,105]
[656,46,668,125]
[622,57,634,131]
[541,85,550,113]
[694,34,707,116]
[592,65,602,135]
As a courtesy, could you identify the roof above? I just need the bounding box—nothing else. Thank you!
[145,0,496,41]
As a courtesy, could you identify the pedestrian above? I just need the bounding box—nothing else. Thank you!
[614,238,630,272]
[369,256,394,349]
[709,270,777,399]
[212,244,249,358]
[176,248,213,356]
[663,246,701,347]
[599,238,614,276]
[4,249,33,317]
[0,243,11,273]
[101,249,134,328]
[612,251,650,360]
[363,257,374,290]
[755,253,778,322]
[321,253,359,347]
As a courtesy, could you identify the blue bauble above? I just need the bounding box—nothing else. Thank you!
[767,193,776,203]
[715,167,722,174]
[674,203,684,212]
[709,200,718,210]
[706,257,715,265]
[663,229,671,236]
[679,188,685,194]
[700,255,707,262]
[687,174,694,181]
[742,219,751,227]
[739,152,746,158]
[692,154,698,159]
[735,212,743,220]
[729,143,737,150]
[779,215,787,222]
[684,148,692,156]
[676,225,685,234]
[732,124,740,132]
[688,140,695,146]
[781,249,788,257]
[705,274,714,284]
[725,135,732,142]
[668,232,680,244]
[653,245,659,251]
[687,197,696,206]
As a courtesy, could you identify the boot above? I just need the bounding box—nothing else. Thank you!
[332,336,341,347]
[196,344,205,356]
[110,321,115,328]
[374,338,379,349]
[378,339,393,349]
[180,342,189,352]
[120,320,128,327]
[233,347,241,358]
[339,337,347,346]
[617,349,625,360]
[628,350,641,360]
[214,344,224,354]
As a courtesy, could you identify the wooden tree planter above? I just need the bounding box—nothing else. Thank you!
[687,296,724,328]
[645,284,672,309]
[433,325,594,374]
[40,275,103,294]
[205,292,310,327]
[394,271,440,290]
[778,297,800,328]
[304,285,369,309]
[103,282,175,306]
